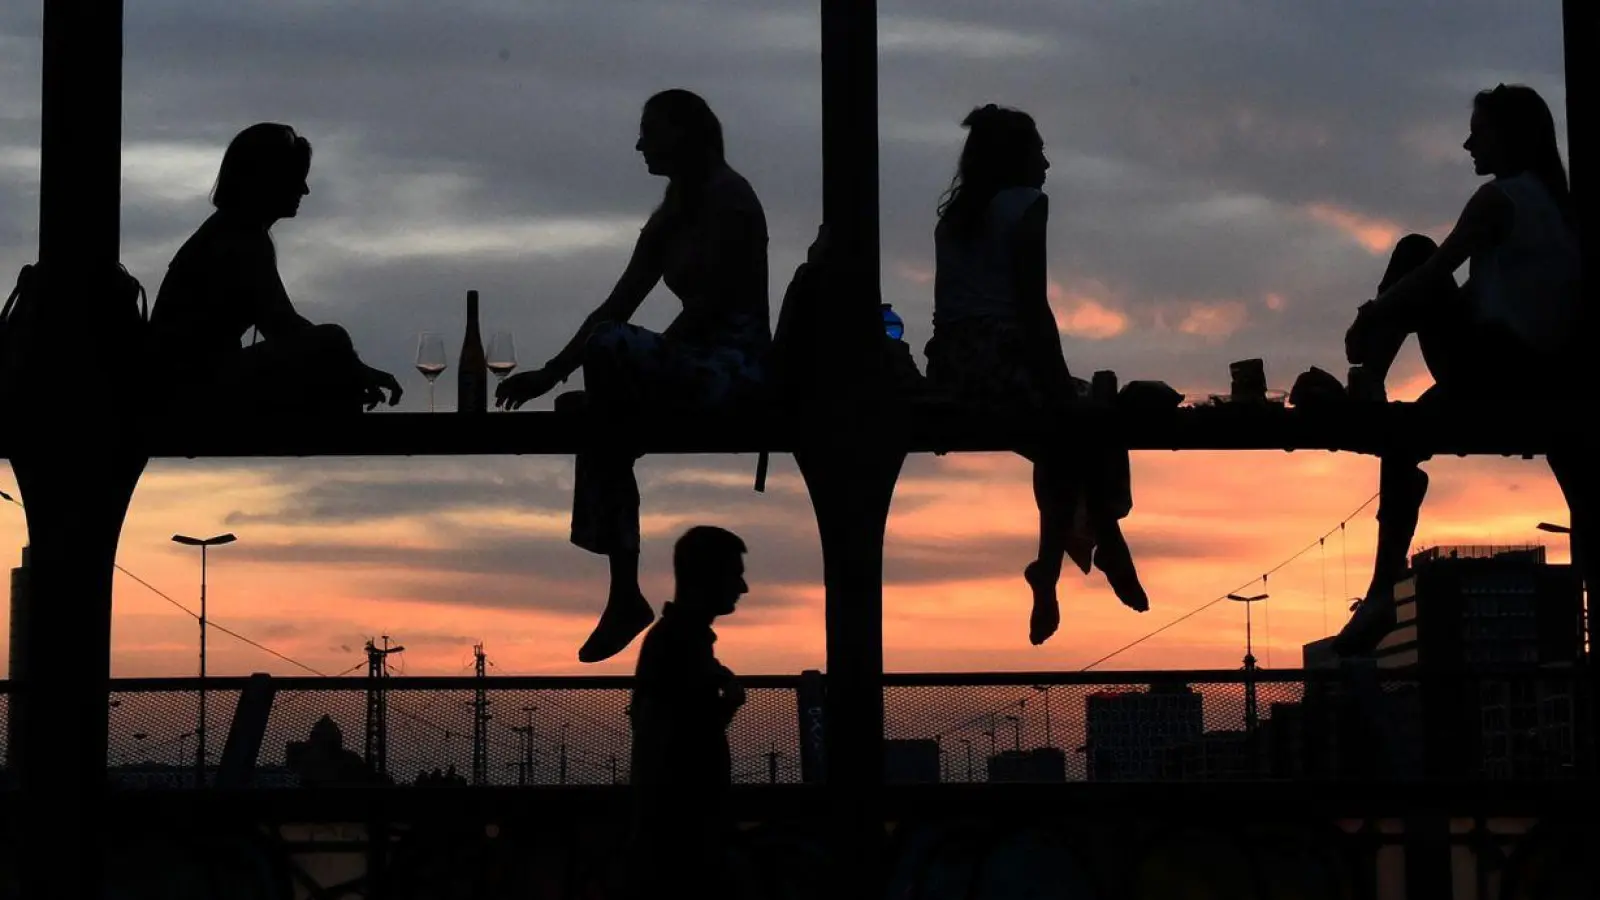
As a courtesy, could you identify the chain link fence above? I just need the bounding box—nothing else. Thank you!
[0,668,1589,788]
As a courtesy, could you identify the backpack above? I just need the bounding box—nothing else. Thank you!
[1,263,149,402]
[754,230,927,490]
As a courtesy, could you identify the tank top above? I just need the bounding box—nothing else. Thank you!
[934,186,1045,329]
[1468,172,1580,355]
[656,166,770,355]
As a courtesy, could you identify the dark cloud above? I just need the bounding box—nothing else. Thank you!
[0,3,1573,644]
[4,1,1569,399]
[219,492,1246,617]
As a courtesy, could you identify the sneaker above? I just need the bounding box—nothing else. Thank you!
[578,593,656,663]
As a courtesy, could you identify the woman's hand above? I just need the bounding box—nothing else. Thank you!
[361,365,404,410]
[495,366,563,410]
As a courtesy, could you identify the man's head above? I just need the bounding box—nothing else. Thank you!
[673,526,748,617]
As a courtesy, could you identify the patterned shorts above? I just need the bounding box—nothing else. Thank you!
[585,321,765,411]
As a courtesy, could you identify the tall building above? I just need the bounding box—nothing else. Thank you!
[8,545,28,682]
[1083,681,1202,781]
[1375,545,1582,669]
[1374,545,1582,778]
[5,546,28,771]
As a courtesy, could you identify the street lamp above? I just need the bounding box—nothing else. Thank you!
[172,532,236,784]
[1032,686,1054,749]
[1227,593,1269,734]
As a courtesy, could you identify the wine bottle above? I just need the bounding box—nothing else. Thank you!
[457,290,488,413]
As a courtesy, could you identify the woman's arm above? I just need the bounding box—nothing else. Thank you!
[241,242,315,343]
[1371,183,1512,312]
[540,215,668,382]
[1010,194,1073,393]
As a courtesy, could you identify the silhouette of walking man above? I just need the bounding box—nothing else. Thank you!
[625,526,748,899]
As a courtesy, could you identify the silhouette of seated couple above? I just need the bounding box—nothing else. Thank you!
[488,90,1149,662]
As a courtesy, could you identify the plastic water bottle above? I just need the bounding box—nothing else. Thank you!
[880,303,904,341]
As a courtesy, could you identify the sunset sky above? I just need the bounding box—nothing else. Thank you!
[0,1,1577,678]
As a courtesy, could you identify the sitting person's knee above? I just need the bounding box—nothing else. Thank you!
[1391,233,1439,269]
[306,323,356,357]
[585,321,629,354]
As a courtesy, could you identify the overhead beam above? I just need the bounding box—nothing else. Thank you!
[0,405,1576,460]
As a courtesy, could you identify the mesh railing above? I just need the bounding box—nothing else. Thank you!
[883,669,1589,783]
[0,668,1590,788]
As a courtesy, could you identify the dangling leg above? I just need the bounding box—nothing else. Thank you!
[1092,519,1149,613]
[1333,455,1428,656]
[1024,463,1065,647]
[1346,234,1462,398]
[1088,444,1149,612]
[1025,459,1092,646]
[568,323,662,663]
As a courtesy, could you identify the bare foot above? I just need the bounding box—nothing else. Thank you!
[578,591,655,663]
[1093,529,1150,613]
[1024,561,1061,646]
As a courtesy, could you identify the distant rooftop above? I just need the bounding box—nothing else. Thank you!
[1410,544,1547,567]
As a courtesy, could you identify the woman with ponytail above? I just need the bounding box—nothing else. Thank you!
[926,104,1151,647]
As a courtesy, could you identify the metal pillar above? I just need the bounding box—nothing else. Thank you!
[8,2,138,899]
[804,3,898,898]
[1561,0,1600,783]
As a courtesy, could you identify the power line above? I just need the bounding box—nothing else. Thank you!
[1077,491,1378,671]
[2,489,330,676]
[114,563,328,676]
[925,492,1383,741]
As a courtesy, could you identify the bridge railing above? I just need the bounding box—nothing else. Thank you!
[3,667,1589,788]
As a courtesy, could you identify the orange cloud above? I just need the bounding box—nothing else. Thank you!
[1264,292,1286,311]
[1047,279,1129,340]
[1304,203,1404,255]
[894,261,935,286]
[1175,301,1249,339]
[0,445,1576,679]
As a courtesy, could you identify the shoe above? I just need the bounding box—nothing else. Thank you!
[578,593,655,663]
[1330,593,1396,656]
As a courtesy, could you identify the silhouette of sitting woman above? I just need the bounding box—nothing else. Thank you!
[924,105,1149,646]
[1334,84,1584,655]
[149,123,402,415]
[496,90,769,663]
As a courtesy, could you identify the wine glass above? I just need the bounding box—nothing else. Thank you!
[487,332,517,407]
[415,332,448,412]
